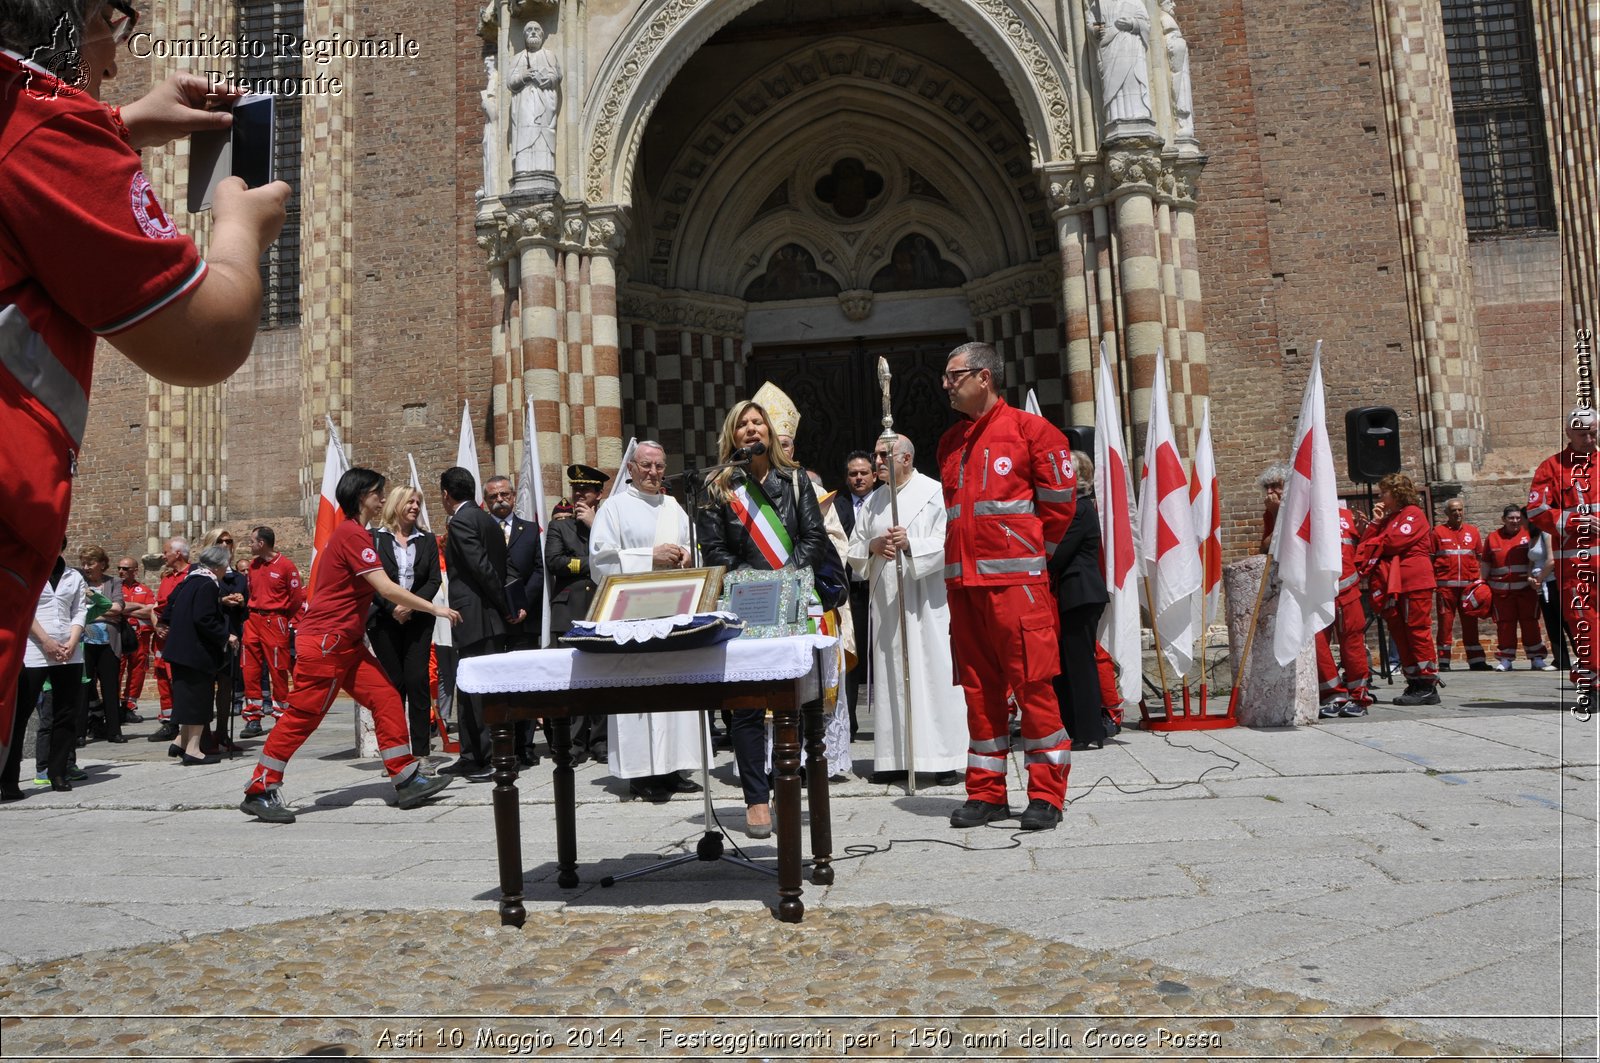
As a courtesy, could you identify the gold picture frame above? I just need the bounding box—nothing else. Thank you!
[586,566,727,622]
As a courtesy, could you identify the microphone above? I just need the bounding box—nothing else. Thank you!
[730,441,768,462]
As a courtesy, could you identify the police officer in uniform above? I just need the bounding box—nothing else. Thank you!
[546,463,609,760]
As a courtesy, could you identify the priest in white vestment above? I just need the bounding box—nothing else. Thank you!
[845,435,967,781]
[588,441,710,801]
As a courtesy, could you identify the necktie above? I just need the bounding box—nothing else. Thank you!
[502,520,512,544]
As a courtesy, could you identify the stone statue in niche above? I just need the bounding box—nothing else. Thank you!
[869,233,966,293]
[508,20,561,179]
[1161,0,1195,140]
[1089,0,1154,130]
[743,244,842,302]
[478,54,498,199]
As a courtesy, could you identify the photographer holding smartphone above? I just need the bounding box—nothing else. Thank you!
[0,0,291,767]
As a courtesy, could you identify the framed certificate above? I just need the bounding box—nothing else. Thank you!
[586,566,726,622]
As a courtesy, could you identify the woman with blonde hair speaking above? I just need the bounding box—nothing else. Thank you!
[696,399,830,837]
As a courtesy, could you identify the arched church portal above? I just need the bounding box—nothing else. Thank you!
[616,2,1064,487]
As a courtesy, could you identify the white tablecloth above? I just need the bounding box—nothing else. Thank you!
[456,634,839,701]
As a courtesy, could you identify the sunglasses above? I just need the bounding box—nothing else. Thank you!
[117,565,135,571]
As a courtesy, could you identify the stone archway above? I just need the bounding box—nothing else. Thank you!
[583,0,1079,208]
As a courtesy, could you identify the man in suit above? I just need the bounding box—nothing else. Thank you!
[834,449,877,736]
[438,466,524,777]
[483,475,544,651]
[546,464,609,761]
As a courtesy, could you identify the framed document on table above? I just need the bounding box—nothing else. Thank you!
[586,566,725,622]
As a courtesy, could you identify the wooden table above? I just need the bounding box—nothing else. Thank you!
[459,636,837,924]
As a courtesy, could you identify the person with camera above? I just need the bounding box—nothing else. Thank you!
[0,0,290,766]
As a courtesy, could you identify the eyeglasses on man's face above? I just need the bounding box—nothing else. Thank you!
[942,366,979,385]
[103,0,139,44]
[117,564,135,572]
[632,461,667,473]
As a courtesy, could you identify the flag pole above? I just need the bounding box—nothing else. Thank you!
[877,357,917,796]
[1227,548,1275,716]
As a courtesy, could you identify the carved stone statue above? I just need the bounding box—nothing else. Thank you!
[1161,0,1195,140]
[508,21,561,180]
[478,54,498,199]
[1090,0,1154,131]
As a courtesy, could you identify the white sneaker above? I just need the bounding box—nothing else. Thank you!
[1532,658,1556,671]
[1492,660,1512,672]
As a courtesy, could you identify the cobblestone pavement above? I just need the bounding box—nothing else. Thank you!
[0,664,1593,1061]
[0,906,1542,1061]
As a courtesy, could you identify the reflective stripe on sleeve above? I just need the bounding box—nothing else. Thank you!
[974,499,1036,516]
[944,562,963,580]
[1036,487,1075,504]
[0,304,89,446]
[946,505,961,522]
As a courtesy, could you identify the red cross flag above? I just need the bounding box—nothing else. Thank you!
[1137,347,1201,677]
[1272,341,1342,665]
[305,415,350,601]
[1094,343,1142,704]
[1189,399,1223,632]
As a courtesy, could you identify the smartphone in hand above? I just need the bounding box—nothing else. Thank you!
[186,94,276,212]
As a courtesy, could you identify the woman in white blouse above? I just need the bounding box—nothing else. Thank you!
[3,540,87,796]
[368,486,442,757]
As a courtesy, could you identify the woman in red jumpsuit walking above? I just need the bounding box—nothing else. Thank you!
[239,468,461,823]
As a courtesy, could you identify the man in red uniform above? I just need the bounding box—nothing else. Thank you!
[937,341,1076,831]
[241,468,460,823]
[1528,406,1600,703]
[1432,498,1489,670]
[146,537,190,743]
[117,556,156,722]
[1482,503,1550,670]
[1317,506,1374,717]
[0,3,289,767]
[241,524,303,737]
[1356,473,1439,705]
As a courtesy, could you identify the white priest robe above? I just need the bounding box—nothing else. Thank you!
[589,485,709,779]
[844,470,967,772]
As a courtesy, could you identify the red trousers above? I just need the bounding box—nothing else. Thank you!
[0,525,57,765]
[1384,589,1437,685]
[1559,573,1600,689]
[1095,642,1121,723]
[241,612,294,720]
[153,636,173,721]
[1316,590,1372,704]
[120,629,152,709]
[949,583,1070,809]
[1491,588,1547,664]
[245,631,419,795]
[1435,586,1485,665]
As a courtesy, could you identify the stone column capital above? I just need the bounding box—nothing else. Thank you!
[1103,139,1165,196]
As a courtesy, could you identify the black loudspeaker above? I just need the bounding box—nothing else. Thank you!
[1345,407,1401,483]
[1065,425,1096,455]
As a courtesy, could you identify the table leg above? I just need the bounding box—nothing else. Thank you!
[772,702,804,923]
[802,695,834,887]
[489,712,525,928]
[551,715,579,889]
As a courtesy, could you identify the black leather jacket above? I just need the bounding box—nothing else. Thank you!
[697,467,831,574]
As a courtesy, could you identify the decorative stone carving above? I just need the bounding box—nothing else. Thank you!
[965,263,1062,317]
[1105,143,1163,192]
[1160,0,1196,142]
[1089,0,1156,139]
[509,20,561,197]
[838,289,873,322]
[585,0,1076,203]
[478,55,498,201]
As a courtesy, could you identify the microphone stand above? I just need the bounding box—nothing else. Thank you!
[600,453,776,889]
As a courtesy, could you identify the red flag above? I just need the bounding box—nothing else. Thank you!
[1137,347,1201,677]
[305,416,349,601]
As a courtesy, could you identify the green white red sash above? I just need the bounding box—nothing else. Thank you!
[729,477,793,569]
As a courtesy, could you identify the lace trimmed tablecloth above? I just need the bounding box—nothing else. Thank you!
[456,633,840,701]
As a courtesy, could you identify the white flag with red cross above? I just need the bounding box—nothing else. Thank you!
[1272,341,1342,665]
[306,415,350,601]
[1189,399,1223,633]
[1094,343,1142,704]
[1137,346,1201,677]
[517,398,553,646]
